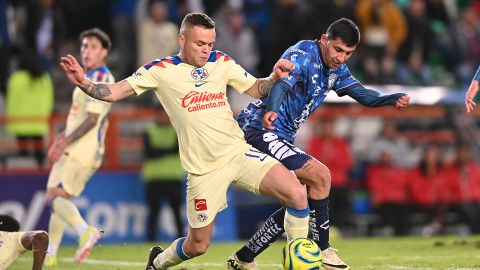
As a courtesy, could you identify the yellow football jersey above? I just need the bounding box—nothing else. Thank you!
[0,231,26,270]
[126,51,257,174]
[65,66,115,167]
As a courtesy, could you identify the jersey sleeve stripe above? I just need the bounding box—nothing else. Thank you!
[335,81,362,92]
[96,71,104,82]
[143,57,179,70]
[208,51,232,63]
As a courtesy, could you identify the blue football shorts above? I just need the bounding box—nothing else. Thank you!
[243,128,312,170]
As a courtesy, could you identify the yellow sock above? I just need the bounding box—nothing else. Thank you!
[52,197,88,235]
[47,212,67,256]
[284,207,310,242]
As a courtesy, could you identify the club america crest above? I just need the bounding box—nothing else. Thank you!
[191,68,209,80]
[197,213,208,222]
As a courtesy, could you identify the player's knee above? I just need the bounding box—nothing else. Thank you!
[44,190,56,205]
[309,164,331,188]
[44,188,70,205]
[286,184,308,209]
[305,166,331,200]
[318,168,331,185]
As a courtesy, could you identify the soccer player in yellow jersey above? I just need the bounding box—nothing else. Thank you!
[43,28,115,266]
[60,13,310,270]
[0,215,49,270]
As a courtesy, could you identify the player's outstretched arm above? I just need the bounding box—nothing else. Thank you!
[346,87,410,109]
[60,54,135,102]
[47,112,99,163]
[21,231,49,270]
[245,59,295,99]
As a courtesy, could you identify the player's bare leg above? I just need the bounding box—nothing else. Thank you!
[44,187,100,264]
[227,164,309,270]
[258,163,309,241]
[230,159,349,270]
[295,159,331,249]
[295,159,350,270]
[295,159,331,199]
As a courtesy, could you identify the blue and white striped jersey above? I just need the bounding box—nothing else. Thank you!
[237,40,362,141]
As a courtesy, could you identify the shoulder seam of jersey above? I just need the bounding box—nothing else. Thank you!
[143,56,182,70]
[208,50,232,63]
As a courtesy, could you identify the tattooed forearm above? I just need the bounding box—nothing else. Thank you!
[257,76,275,97]
[80,81,112,101]
[65,114,98,144]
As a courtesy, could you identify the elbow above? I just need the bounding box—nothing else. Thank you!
[107,95,117,102]
[34,231,49,242]
[87,113,100,126]
[33,231,49,247]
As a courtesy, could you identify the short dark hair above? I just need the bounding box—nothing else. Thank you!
[326,18,360,47]
[18,50,45,78]
[180,13,215,33]
[0,215,20,232]
[79,28,112,51]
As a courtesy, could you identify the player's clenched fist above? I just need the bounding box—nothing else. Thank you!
[47,136,68,163]
[60,54,86,86]
[262,111,278,130]
[272,59,295,80]
[395,95,410,110]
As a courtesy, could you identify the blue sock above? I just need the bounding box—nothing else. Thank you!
[308,197,330,250]
[285,205,310,218]
[175,237,190,260]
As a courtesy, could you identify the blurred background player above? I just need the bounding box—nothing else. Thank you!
[142,105,185,242]
[58,13,309,270]
[0,214,49,270]
[465,65,480,112]
[43,28,114,266]
[137,0,179,67]
[5,50,54,167]
[232,18,410,270]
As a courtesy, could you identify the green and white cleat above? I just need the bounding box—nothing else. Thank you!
[74,226,100,263]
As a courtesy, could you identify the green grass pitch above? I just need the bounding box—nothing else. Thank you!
[11,236,480,269]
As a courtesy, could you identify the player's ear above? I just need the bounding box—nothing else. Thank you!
[320,34,328,46]
[178,33,185,47]
[101,48,108,59]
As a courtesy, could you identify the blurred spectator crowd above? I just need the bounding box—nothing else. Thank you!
[307,116,480,236]
[1,0,480,99]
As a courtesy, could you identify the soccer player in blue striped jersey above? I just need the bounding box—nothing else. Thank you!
[465,65,480,113]
[229,18,410,270]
